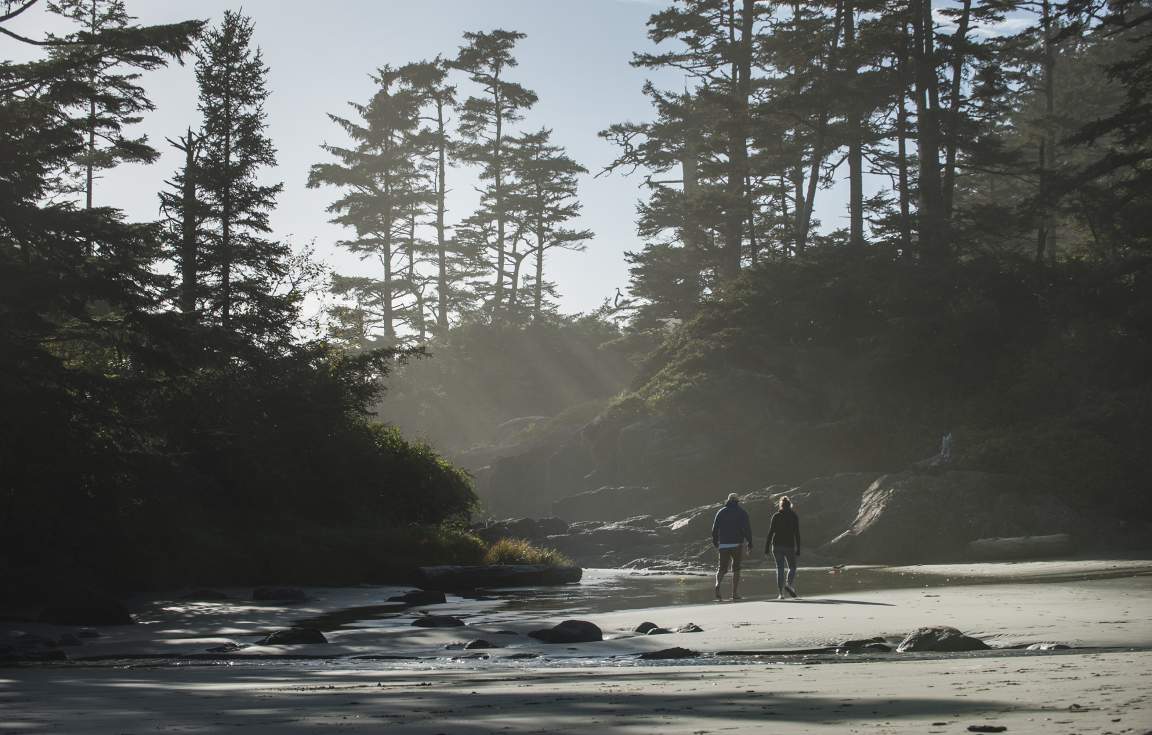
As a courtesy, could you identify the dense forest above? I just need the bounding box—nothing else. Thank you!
[2,0,1150,592]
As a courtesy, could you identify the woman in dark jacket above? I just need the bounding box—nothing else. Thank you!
[765,496,801,599]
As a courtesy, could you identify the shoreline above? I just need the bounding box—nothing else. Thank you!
[3,559,1150,733]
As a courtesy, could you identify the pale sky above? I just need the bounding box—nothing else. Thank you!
[10,0,857,315]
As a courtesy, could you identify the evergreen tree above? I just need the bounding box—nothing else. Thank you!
[308,65,429,344]
[194,10,289,343]
[505,129,593,322]
[402,58,465,334]
[453,29,538,315]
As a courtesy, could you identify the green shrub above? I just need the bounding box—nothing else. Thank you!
[483,538,572,566]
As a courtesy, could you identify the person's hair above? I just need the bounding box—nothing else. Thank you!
[726,492,739,503]
[779,495,792,510]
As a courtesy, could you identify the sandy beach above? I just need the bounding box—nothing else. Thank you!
[2,562,1150,734]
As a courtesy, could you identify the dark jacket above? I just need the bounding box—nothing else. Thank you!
[711,500,753,548]
[765,508,801,553]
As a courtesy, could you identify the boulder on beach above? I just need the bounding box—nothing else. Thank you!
[639,646,700,660]
[633,621,659,634]
[897,626,989,653]
[257,628,327,645]
[411,615,466,628]
[823,470,1076,563]
[676,623,704,633]
[252,587,308,602]
[967,534,1074,560]
[528,619,602,644]
[417,564,582,591]
[38,592,133,626]
[388,589,447,606]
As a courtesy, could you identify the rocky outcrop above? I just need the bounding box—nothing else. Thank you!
[417,565,582,591]
[967,534,1074,560]
[639,647,699,660]
[897,626,989,652]
[527,619,602,644]
[387,589,447,606]
[553,486,678,522]
[823,470,1077,563]
[38,592,133,626]
[257,628,327,645]
[472,517,570,544]
[252,587,308,602]
[411,615,466,628]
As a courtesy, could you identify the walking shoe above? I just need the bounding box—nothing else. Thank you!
[776,593,785,600]
[714,585,722,601]
[732,594,743,600]
[785,584,799,598]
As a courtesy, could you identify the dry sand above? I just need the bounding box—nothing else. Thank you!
[1,564,1150,734]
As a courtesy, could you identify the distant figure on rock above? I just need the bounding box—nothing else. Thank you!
[765,496,801,600]
[940,432,953,461]
[711,492,753,601]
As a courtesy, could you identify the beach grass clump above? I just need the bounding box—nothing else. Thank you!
[483,538,572,567]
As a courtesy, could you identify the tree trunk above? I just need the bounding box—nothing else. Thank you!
[1036,0,1058,265]
[845,0,865,249]
[721,0,754,280]
[492,64,506,311]
[435,96,450,332]
[897,20,913,254]
[221,89,233,330]
[911,0,945,259]
[179,128,199,320]
[941,0,972,222]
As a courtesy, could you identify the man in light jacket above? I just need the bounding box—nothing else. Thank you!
[711,492,753,600]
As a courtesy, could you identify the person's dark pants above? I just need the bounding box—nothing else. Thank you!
[773,548,797,592]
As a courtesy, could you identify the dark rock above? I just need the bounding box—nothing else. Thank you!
[645,627,672,635]
[252,587,308,602]
[14,632,54,648]
[528,619,603,644]
[966,726,1007,733]
[411,615,466,628]
[824,471,1077,563]
[207,642,247,653]
[676,623,704,634]
[553,486,674,523]
[57,633,82,647]
[257,628,327,645]
[417,565,582,591]
[504,652,539,660]
[968,534,1074,561]
[463,639,498,650]
[863,642,892,653]
[387,589,447,606]
[639,647,700,660]
[897,626,989,653]
[474,517,571,544]
[837,636,885,652]
[633,621,659,634]
[38,593,133,626]
[178,589,233,601]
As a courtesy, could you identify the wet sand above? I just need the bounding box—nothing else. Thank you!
[2,562,1150,733]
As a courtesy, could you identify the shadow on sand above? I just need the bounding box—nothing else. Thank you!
[0,665,1029,733]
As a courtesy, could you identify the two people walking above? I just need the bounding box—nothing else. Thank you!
[711,492,801,600]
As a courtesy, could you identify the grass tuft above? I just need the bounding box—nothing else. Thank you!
[483,538,572,567]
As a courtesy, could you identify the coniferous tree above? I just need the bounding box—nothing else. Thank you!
[402,58,464,334]
[453,29,537,315]
[194,10,289,342]
[505,129,593,322]
[309,66,428,344]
